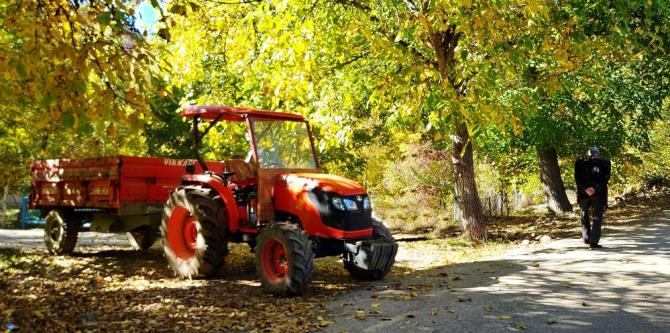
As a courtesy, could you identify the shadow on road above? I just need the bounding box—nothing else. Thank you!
[324,214,670,332]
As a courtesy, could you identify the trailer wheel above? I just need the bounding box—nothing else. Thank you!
[127,227,158,250]
[255,222,314,296]
[343,219,397,281]
[44,209,81,255]
[161,186,229,278]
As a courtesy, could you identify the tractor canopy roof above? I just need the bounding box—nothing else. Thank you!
[181,105,305,122]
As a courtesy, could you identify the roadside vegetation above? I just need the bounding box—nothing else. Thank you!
[0,209,18,229]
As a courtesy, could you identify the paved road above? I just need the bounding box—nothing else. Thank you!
[324,211,670,333]
[0,228,134,251]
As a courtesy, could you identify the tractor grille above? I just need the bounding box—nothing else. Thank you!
[307,189,373,232]
[327,210,372,231]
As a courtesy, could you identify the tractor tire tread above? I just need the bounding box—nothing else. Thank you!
[256,222,315,296]
[45,209,81,256]
[344,219,397,281]
[161,186,229,278]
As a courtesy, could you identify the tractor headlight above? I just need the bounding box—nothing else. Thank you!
[331,196,361,211]
[343,198,359,211]
[363,197,371,210]
[332,197,345,211]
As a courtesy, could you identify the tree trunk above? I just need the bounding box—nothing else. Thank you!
[452,120,487,241]
[428,27,485,240]
[537,147,573,214]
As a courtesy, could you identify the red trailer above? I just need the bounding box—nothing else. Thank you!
[30,156,225,254]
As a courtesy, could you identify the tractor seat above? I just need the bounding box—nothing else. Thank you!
[224,159,257,185]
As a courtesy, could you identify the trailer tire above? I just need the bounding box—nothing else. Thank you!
[255,222,315,296]
[161,186,229,278]
[127,226,158,250]
[343,219,397,281]
[44,209,81,255]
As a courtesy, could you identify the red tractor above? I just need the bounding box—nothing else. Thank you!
[162,105,398,295]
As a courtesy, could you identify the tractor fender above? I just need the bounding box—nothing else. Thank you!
[181,174,240,232]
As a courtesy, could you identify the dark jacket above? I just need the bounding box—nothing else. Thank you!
[574,157,611,203]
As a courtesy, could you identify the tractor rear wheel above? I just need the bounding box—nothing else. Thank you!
[127,226,158,250]
[44,209,81,255]
[161,186,229,278]
[255,223,315,296]
[344,219,397,280]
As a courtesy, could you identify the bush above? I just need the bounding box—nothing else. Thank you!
[366,143,454,233]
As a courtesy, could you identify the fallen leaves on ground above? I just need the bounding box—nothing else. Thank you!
[0,245,352,332]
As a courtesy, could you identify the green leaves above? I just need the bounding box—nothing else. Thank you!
[60,113,75,128]
[14,62,26,79]
[0,0,165,132]
[97,12,112,26]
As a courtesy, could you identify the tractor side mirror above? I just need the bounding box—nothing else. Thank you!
[185,163,196,174]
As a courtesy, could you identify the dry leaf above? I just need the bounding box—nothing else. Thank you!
[355,310,367,320]
[511,323,527,330]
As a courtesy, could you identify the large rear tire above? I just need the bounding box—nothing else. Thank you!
[44,209,81,255]
[343,219,397,280]
[255,223,315,296]
[161,186,229,278]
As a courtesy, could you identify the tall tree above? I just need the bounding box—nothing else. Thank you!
[308,0,557,240]
[517,0,670,213]
[0,0,165,131]
[160,0,561,241]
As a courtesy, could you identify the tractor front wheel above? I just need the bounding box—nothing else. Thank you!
[343,219,397,280]
[255,223,315,296]
[44,209,81,255]
[161,186,229,278]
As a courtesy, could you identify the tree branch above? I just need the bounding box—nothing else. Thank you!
[402,0,419,14]
[331,0,438,69]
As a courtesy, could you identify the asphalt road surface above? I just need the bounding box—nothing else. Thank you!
[324,211,670,333]
[0,229,134,251]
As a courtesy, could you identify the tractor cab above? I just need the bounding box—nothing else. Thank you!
[181,105,371,238]
[162,105,397,296]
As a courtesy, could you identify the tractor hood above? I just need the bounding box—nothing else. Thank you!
[278,173,366,196]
